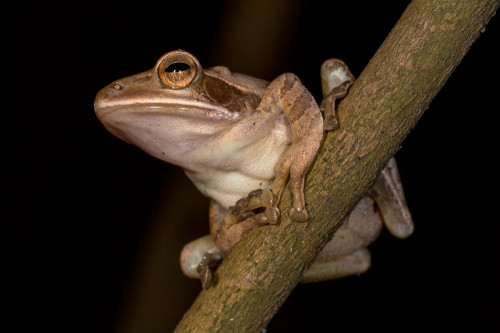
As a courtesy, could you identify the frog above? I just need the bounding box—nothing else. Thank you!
[94,50,414,288]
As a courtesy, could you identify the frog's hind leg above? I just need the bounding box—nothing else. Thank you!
[301,196,383,282]
[180,234,224,289]
[371,157,414,238]
[183,201,269,289]
[301,248,371,283]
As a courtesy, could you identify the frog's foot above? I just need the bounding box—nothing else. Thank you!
[229,189,280,225]
[196,251,224,289]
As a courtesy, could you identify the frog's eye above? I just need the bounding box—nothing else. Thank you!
[158,52,198,89]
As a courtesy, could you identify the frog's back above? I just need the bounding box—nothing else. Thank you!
[205,66,269,92]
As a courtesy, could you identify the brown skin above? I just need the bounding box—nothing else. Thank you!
[95,51,413,289]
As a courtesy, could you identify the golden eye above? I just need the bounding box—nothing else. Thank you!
[157,52,198,89]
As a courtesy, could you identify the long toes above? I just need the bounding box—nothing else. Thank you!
[260,189,275,206]
[289,207,309,222]
[231,189,276,217]
[246,189,274,210]
[254,213,268,226]
[229,197,249,215]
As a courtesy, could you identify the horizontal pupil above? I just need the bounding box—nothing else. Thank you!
[165,62,191,73]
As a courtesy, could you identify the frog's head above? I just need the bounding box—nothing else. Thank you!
[94,50,244,165]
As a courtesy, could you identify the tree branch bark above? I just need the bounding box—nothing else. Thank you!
[175,1,498,331]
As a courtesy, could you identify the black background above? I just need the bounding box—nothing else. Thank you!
[7,1,499,332]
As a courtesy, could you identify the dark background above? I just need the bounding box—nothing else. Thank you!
[7,1,499,332]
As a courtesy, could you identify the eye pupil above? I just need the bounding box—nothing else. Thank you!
[165,62,191,73]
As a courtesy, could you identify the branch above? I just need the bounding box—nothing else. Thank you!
[175,1,498,331]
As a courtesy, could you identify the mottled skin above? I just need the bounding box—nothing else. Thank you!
[94,50,413,288]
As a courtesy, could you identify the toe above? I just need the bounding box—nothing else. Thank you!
[289,207,309,222]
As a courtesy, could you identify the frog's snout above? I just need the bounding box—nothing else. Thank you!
[94,82,122,119]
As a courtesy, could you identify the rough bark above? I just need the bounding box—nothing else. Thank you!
[175,1,499,331]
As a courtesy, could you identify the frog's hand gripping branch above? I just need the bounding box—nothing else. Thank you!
[320,59,356,131]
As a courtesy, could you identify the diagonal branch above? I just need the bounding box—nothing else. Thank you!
[175,1,499,331]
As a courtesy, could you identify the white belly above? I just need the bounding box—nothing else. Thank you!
[184,123,291,209]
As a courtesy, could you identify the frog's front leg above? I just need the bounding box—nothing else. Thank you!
[226,73,324,225]
[319,59,355,130]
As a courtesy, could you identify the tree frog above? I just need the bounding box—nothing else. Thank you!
[94,50,413,288]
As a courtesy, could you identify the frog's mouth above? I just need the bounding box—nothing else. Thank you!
[94,99,241,122]
[94,99,243,144]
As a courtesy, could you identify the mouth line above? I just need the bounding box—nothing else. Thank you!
[95,100,237,120]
